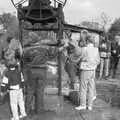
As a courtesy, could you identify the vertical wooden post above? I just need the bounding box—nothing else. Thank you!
[19,21,23,48]
[57,3,63,96]
[18,5,24,70]
[54,0,56,8]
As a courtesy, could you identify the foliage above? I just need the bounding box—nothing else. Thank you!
[80,21,100,30]
[0,13,19,38]
[100,12,111,31]
[0,13,12,30]
[109,18,120,40]
[80,12,111,33]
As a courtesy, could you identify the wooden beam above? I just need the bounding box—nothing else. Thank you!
[63,23,103,34]
[25,27,58,31]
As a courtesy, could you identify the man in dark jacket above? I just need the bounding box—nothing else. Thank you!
[59,37,81,90]
[110,35,120,78]
[99,36,111,79]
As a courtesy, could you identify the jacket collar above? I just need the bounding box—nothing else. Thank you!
[10,68,15,70]
[87,43,94,47]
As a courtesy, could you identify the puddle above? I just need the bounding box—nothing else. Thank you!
[101,111,117,120]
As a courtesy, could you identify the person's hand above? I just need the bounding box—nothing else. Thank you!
[0,92,4,97]
[108,53,111,57]
[113,50,116,53]
[58,47,63,51]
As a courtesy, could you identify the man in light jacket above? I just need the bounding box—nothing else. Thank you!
[75,35,100,111]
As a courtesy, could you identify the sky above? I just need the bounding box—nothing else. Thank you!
[0,0,120,25]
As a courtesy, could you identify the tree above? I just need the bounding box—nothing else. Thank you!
[0,13,19,37]
[0,13,13,30]
[80,21,100,30]
[109,18,120,40]
[99,12,111,33]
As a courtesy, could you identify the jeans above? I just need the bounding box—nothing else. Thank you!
[79,70,95,107]
[9,89,26,120]
[99,58,110,78]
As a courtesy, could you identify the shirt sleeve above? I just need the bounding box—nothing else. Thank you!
[80,47,87,62]
[20,72,25,88]
[75,47,84,58]
[21,73,24,82]
[1,75,9,92]
[96,48,100,65]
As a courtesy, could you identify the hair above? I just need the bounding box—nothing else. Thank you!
[81,29,88,35]
[86,35,93,44]
[79,29,89,47]
[7,63,18,70]
[0,60,5,64]
[7,36,13,43]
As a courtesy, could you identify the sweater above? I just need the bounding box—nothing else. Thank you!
[1,68,24,92]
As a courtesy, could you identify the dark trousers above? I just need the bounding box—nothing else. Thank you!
[25,86,35,114]
[65,61,78,89]
[25,68,46,114]
[110,57,119,78]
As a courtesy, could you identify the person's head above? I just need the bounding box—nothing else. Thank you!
[7,63,18,70]
[100,35,105,41]
[115,35,120,44]
[7,36,13,44]
[86,35,94,45]
[71,33,80,46]
[80,29,89,47]
[81,30,88,40]
[0,60,5,65]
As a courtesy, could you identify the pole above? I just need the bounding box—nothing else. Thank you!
[57,3,63,96]
[18,4,24,70]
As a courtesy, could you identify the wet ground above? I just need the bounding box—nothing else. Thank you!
[1,64,120,120]
[0,79,120,120]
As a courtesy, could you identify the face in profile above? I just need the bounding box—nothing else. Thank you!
[81,30,88,41]
[71,33,80,46]
[115,35,120,44]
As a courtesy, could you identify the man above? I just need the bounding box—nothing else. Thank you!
[110,35,120,78]
[79,29,88,47]
[75,35,100,111]
[99,36,111,80]
[64,43,79,89]
[0,60,7,104]
[24,42,49,113]
[1,63,27,120]
[59,35,81,90]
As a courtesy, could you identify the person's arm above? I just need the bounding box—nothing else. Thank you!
[73,47,83,63]
[96,48,100,65]
[58,43,69,52]
[118,45,120,57]
[20,72,25,88]
[1,76,9,93]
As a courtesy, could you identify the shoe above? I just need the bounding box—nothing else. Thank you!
[11,118,14,120]
[19,114,27,119]
[75,105,86,110]
[104,76,109,80]
[92,96,96,101]
[11,117,19,120]
[112,75,116,79]
[88,106,92,111]
[98,77,102,80]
